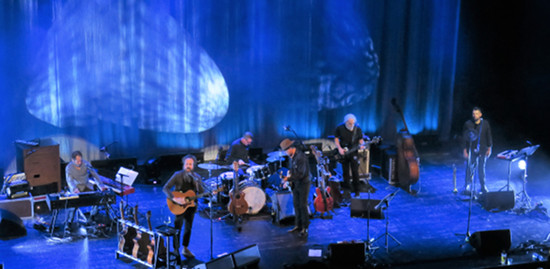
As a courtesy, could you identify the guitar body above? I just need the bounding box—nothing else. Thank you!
[167,190,197,215]
[131,206,142,259]
[122,225,136,254]
[391,98,420,192]
[167,187,223,215]
[396,131,420,187]
[228,191,249,215]
[314,186,334,213]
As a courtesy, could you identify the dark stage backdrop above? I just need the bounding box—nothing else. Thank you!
[0,0,460,173]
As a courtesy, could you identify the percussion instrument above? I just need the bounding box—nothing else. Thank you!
[229,181,266,214]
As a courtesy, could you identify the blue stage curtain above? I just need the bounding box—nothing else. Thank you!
[0,0,460,171]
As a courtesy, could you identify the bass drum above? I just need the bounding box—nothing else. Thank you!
[229,181,266,214]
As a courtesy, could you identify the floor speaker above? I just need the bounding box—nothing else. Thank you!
[479,191,515,211]
[233,244,261,268]
[350,198,384,219]
[0,208,27,240]
[205,253,235,269]
[271,191,295,223]
[329,241,365,265]
[470,229,511,256]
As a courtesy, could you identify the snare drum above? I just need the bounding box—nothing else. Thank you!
[229,181,266,214]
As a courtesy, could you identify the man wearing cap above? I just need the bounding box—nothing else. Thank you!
[225,132,255,166]
[280,138,310,237]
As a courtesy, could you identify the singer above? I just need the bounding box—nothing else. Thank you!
[162,155,205,258]
[462,107,493,194]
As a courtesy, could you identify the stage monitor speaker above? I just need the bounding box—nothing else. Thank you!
[24,144,61,194]
[271,191,295,223]
[329,241,365,265]
[0,208,27,240]
[0,197,33,219]
[350,198,384,219]
[205,253,235,269]
[479,191,515,211]
[233,244,261,268]
[470,229,511,256]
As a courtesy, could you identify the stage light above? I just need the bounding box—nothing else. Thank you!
[518,160,526,170]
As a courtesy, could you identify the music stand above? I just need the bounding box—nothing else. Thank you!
[514,145,539,212]
[374,189,401,252]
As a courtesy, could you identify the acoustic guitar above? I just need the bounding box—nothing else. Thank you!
[227,161,249,216]
[132,205,149,260]
[145,211,155,265]
[120,202,137,255]
[166,186,224,215]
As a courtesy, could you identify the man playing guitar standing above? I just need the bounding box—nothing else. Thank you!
[162,155,204,259]
[334,114,375,198]
[280,139,310,238]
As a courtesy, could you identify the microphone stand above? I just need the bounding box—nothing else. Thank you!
[455,133,476,245]
[117,173,129,212]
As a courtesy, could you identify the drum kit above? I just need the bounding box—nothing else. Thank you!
[197,150,288,215]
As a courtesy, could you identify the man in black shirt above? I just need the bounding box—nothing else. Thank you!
[334,114,373,197]
[463,107,492,194]
[280,138,310,237]
[163,155,205,258]
[225,132,254,165]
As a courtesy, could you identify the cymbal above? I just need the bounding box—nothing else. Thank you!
[267,151,287,158]
[266,155,284,163]
[197,163,226,170]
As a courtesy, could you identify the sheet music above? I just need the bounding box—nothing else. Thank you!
[116,167,139,186]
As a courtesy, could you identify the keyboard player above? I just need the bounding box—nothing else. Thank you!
[64,151,107,233]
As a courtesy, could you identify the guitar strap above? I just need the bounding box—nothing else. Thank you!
[351,125,358,148]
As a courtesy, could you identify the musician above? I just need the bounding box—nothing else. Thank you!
[334,114,375,198]
[463,107,493,194]
[280,139,310,237]
[64,151,106,231]
[162,154,205,258]
[225,131,255,166]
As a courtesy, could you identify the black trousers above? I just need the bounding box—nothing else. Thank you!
[292,181,310,229]
[341,155,360,193]
[174,207,196,248]
[465,153,488,190]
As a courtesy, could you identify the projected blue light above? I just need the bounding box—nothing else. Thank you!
[25,0,228,133]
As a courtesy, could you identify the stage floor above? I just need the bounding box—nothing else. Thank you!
[2,149,550,269]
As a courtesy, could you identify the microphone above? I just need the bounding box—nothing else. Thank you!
[526,140,532,145]
[283,125,291,131]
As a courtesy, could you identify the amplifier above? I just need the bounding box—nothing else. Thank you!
[0,196,33,219]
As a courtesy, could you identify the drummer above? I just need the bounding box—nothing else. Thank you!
[225,131,257,167]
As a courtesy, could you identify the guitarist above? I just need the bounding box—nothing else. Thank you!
[162,154,204,259]
[334,114,376,198]
[280,139,310,238]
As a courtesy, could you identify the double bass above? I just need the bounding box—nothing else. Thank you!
[391,98,420,193]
